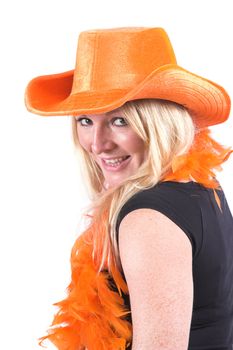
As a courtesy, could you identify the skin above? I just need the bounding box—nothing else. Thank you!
[75,108,147,189]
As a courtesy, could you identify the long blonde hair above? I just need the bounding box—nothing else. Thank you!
[71,98,231,274]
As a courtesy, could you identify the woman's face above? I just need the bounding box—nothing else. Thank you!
[75,107,147,189]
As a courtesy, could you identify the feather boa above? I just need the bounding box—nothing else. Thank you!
[166,128,233,211]
[38,128,232,350]
[38,212,132,350]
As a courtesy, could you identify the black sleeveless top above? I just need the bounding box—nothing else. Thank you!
[114,181,233,350]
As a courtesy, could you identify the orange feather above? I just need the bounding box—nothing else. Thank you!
[38,214,132,350]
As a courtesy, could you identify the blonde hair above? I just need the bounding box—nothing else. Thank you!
[71,99,196,273]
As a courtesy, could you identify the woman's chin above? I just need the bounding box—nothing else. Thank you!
[104,177,126,190]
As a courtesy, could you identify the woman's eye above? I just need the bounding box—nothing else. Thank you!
[113,117,128,126]
[76,117,92,126]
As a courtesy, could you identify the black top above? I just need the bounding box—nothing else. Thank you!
[114,181,233,350]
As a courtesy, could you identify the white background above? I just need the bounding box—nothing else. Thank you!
[1,0,233,349]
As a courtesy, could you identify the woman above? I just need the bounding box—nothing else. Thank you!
[25,27,233,349]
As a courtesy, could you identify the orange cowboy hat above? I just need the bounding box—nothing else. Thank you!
[25,27,231,128]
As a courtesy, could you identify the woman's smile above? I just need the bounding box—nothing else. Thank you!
[100,155,131,171]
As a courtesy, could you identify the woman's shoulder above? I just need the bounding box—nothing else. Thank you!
[116,180,205,258]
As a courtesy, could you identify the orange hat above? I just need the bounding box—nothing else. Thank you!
[25,27,231,128]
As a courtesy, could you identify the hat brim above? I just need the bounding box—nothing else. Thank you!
[25,64,231,128]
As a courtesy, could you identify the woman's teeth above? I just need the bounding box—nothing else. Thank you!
[104,156,129,165]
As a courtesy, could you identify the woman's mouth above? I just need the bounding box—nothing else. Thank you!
[101,156,131,172]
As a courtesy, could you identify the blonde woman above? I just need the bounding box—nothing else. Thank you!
[25,27,233,350]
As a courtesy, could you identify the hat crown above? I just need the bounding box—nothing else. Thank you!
[71,27,177,94]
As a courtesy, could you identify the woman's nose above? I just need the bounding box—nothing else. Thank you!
[91,126,114,154]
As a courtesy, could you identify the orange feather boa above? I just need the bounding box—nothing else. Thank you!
[38,128,232,350]
[38,213,133,350]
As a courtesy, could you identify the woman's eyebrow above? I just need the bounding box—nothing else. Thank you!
[79,111,121,118]
[106,110,123,117]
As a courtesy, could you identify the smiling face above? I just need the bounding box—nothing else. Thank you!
[75,108,147,189]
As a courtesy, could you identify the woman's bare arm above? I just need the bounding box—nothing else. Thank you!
[118,208,193,350]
